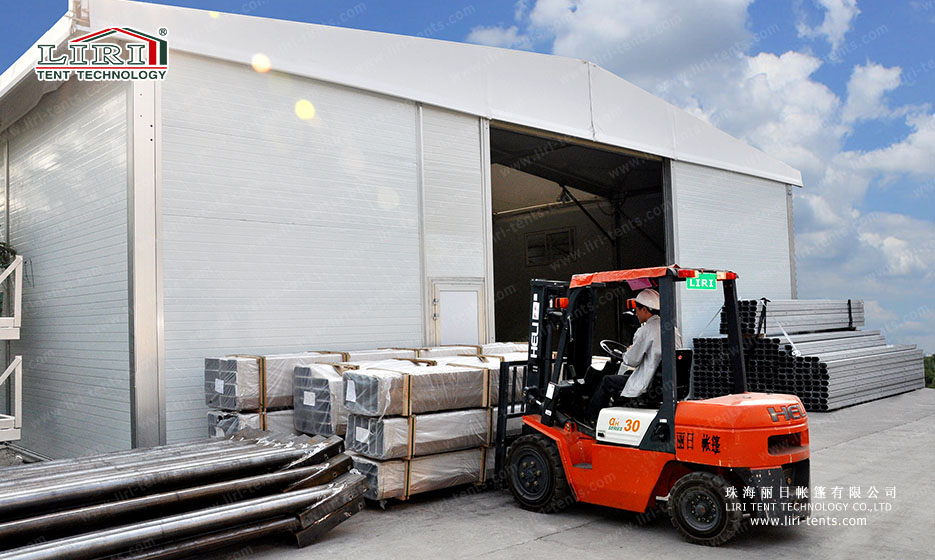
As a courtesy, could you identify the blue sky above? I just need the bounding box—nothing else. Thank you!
[2,1,933,353]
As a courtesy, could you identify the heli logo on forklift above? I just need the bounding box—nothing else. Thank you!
[686,273,717,290]
[35,27,168,81]
[768,404,806,422]
[529,295,540,359]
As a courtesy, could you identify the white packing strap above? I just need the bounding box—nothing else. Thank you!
[700,305,723,336]
[774,319,801,357]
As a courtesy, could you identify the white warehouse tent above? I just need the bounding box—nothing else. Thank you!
[0,0,801,458]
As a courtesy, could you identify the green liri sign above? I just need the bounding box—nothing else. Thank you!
[686,273,717,290]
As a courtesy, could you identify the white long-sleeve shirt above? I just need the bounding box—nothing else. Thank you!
[620,315,682,398]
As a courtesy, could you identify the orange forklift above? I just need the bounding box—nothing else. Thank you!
[499,266,810,546]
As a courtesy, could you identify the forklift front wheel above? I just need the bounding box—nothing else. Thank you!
[667,471,742,546]
[506,434,572,513]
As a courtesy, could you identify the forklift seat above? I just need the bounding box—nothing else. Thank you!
[581,358,621,397]
[610,349,693,409]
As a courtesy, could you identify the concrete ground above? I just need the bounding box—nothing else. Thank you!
[212,389,933,559]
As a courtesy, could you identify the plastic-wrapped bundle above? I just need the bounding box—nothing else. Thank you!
[204,357,223,409]
[480,342,528,355]
[292,359,410,436]
[294,364,349,436]
[345,349,418,362]
[444,355,527,406]
[416,346,480,359]
[346,409,490,460]
[207,409,296,437]
[204,352,344,411]
[343,363,488,416]
[350,448,487,501]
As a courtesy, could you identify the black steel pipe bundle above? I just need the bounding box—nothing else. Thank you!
[0,433,367,559]
[695,303,924,412]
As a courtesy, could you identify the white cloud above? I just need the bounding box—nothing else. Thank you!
[514,0,531,21]
[844,112,935,175]
[842,62,902,123]
[524,0,754,85]
[858,232,927,275]
[724,52,845,179]
[465,25,532,49]
[796,0,861,53]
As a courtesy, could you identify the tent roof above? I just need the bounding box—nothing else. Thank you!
[0,0,802,186]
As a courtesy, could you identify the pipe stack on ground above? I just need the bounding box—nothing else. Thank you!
[696,299,924,411]
[0,431,367,559]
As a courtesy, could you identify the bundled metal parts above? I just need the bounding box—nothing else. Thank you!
[720,299,865,336]
[346,409,490,460]
[204,352,346,411]
[294,364,351,437]
[697,300,924,411]
[291,344,528,439]
[352,448,488,502]
[289,343,528,501]
[204,351,351,437]
[0,432,367,559]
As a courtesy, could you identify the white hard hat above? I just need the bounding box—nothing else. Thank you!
[634,288,660,311]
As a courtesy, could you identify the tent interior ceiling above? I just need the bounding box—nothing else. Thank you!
[490,127,662,207]
[490,166,600,214]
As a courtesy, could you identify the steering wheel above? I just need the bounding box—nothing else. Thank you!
[600,339,628,362]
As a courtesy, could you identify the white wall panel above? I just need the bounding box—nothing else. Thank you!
[421,107,486,279]
[672,161,792,344]
[161,54,422,442]
[7,80,130,458]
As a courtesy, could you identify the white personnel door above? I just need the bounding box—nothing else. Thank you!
[430,279,486,346]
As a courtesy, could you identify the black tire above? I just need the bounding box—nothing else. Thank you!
[505,434,572,513]
[667,471,742,546]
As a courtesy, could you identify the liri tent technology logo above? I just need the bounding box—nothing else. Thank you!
[35,27,168,81]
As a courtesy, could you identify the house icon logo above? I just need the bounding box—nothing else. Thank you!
[35,27,168,81]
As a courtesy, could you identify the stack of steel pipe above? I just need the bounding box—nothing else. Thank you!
[720,299,865,336]
[0,431,367,559]
[696,302,924,411]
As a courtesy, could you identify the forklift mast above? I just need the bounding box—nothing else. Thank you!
[526,279,568,393]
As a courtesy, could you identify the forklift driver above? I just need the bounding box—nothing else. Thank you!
[587,288,682,423]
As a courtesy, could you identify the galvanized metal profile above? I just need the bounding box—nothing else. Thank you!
[416,104,428,345]
[661,158,682,338]
[2,138,7,242]
[153,79,167,445]
[662,159,677,264]
[127,80,165,448]
[1,138,8,420]
[786,184,798,298]
[480,117,496,343]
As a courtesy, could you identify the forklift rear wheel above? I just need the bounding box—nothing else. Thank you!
[506,435,571,513]
[667,471,742,546]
